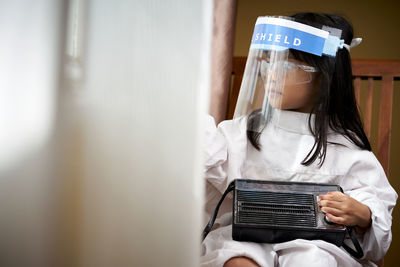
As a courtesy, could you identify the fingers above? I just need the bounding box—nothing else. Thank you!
[318,191,348,209]
[320,206,343,217]
[317,191,357,226]
[318,191,345,201]
[319,200,343,210]
[319,203,349,225]
[324,212,345,225]
[317,192,371,228]
[318,192,346,225]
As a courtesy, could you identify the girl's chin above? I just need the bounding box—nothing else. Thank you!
[267,96,283,108]
[268,101,283,109]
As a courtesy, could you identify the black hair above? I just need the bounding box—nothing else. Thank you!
[247,12,371,166]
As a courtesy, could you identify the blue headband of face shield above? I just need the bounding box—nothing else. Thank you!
[250,17,344,57]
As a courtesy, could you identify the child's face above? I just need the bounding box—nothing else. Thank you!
[261,57,320,113]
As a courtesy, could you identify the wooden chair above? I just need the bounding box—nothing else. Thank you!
[227,57,400,177]
[352,59,400,176]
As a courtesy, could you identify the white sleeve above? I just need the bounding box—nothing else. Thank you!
[203,114,228,193]
[342,151,398,261]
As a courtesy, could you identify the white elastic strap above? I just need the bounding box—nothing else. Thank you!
[342,37,362,52]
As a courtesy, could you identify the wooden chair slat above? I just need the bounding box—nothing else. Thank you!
[364,78,374,139]
[377,75,394,175]
[354,77,361,104]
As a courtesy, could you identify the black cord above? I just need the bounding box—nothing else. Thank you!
[342,226,364,259]
[202,181,235,241]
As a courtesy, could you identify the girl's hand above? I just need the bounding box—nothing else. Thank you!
[318,191,372,231]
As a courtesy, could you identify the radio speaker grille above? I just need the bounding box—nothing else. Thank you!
[237,190,316,227]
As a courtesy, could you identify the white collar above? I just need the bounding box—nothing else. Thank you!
[270,109,315,135]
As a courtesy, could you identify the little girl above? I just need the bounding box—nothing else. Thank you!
[201,13,397,267]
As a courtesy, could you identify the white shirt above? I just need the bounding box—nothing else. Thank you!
[202,110,397,266]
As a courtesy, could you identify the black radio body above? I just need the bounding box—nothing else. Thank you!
[203,179,363,259]
[232,179,346,246]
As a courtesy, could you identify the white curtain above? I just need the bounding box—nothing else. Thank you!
[0,1,212,266]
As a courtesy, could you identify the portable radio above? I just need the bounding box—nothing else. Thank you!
[232,179,346,246]
[203,179,363,259]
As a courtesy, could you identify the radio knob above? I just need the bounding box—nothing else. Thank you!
[324,215,335,225]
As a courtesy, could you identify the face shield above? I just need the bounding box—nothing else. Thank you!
[234,16,344,132]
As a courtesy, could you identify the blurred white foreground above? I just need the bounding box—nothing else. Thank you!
[0,1,212,266]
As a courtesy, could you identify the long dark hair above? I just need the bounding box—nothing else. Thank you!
[247,12,371,166]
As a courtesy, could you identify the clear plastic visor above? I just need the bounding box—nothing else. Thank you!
[233,48,319,132]
[260,51,318,86]
[233,16,342,133]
